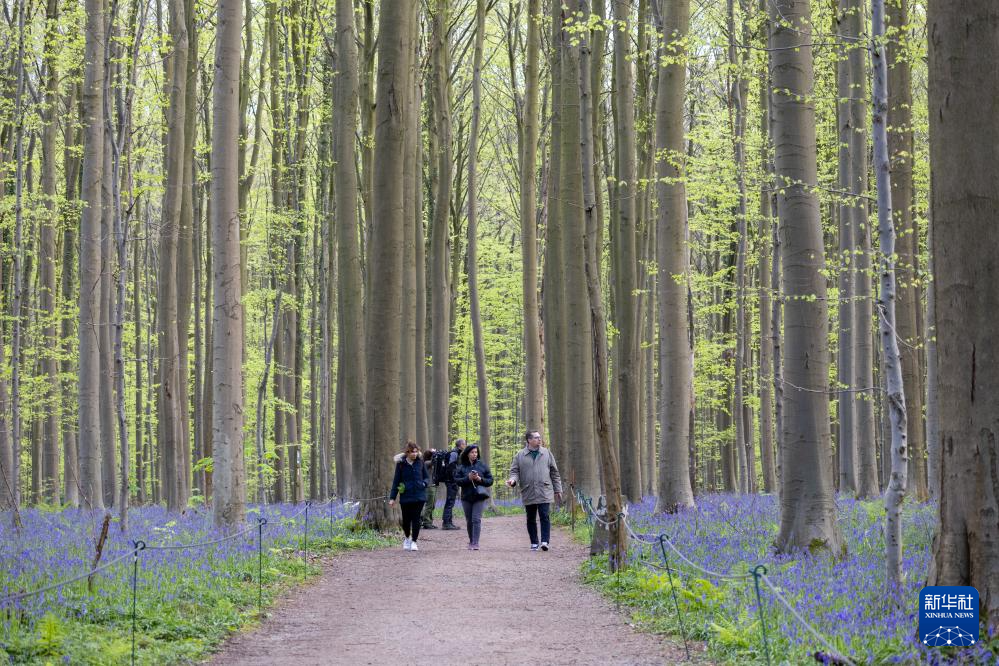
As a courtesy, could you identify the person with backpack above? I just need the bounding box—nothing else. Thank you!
[420,449,443,529]
[506,430,563,551]
[451,444,493,550]
[441,439,466,530]
[388,441,431,551]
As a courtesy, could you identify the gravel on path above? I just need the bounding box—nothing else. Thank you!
[209,513,702,665]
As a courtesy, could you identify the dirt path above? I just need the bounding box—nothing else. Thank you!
[209,514,700,665]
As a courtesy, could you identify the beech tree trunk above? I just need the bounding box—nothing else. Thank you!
[468,0,490,467]
[520,0,544,433]
[769,0,841,554]
[79,0,106,511]
[211,0,246,528]
[429,0,453,452]
[361,0,413,528]
[335,0,364,496]
[926,0,999,635]
[654,0,695,512]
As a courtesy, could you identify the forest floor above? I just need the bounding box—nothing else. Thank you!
[208,514,705,665]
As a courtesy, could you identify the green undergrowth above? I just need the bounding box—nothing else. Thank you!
[1,519,392,665]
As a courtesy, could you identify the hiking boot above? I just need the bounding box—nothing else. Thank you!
[442,523,461,530]
[410,542,419,551]
[403,538,412,551]
[530,543,539,552]
[540,542,549,551]
[422,522,438,529]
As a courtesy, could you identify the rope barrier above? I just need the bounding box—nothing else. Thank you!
[572,491,854,665]
[760,572,857,666]
[0,543,143,606]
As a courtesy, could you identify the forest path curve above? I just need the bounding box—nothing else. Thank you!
[209,514,701,665]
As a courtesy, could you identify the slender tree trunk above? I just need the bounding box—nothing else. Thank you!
[468,0,490,467]
[543,2,567,486]
[335,0,364,495]
[361,0,413,528]
[758,45,776,494]
[80,0,106,511]
[834,0,859,494]
[176,0,198,505]
[560,4,599,495]
[611,0,641,502]
[430,0,453,451]
[400,1,419,442]
[211,0,246,528]
[654,0,695,511]
[521,0,544,433]
[924,212,939,503]
[872,0,908,588]
[886,0,925,503]
[157,0,188,511]
[769,0,841,553]
[133,225,144,503]
[580,0,627,568]
[37,0,62,504]
[728,0,750,495]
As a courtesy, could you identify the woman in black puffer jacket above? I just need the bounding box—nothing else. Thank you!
[389,441,430,551]
[451,444,493,550]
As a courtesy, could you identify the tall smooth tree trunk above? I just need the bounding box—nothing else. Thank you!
[580,0,627,568]
[543,2,567,485]
[335,0,364,495]
[40,0,61,504]
[467,0,490,466]
[872,0,908,589]
[62,88,82,508]
[211,0,246,528]
[728,0,750,495]
[361,0,413,528]
[758,50,777,494]
[887,0,925,502]
[613,0,641,503]
[520,0,544,433]
[157,0,188,512]
[769,0,841,553]
[400,0,420,443]
[654,0,695,512]
[924,214,939,502]
[925,0,999,635]
[429,0,453,452]
[80,0,106,511]
[560,5,599,495]
[834,0,860,494]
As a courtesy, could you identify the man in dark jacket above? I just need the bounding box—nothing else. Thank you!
[441,439,466,530]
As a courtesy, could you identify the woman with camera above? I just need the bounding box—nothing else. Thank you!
[451,444,493,550]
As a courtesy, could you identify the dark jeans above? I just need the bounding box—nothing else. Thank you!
[461,498,486,545]
[442,482,459,524]
[525,502,551,545]
[400,501,425,541]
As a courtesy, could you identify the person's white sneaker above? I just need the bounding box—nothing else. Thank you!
[540,542,549,551]
[410,541,419,551]
[403,538,412,550]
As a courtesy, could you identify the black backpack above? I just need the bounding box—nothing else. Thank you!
[431,450,450,485]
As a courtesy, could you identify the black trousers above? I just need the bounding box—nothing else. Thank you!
[525,502,551,545]
[400,501,425,540]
